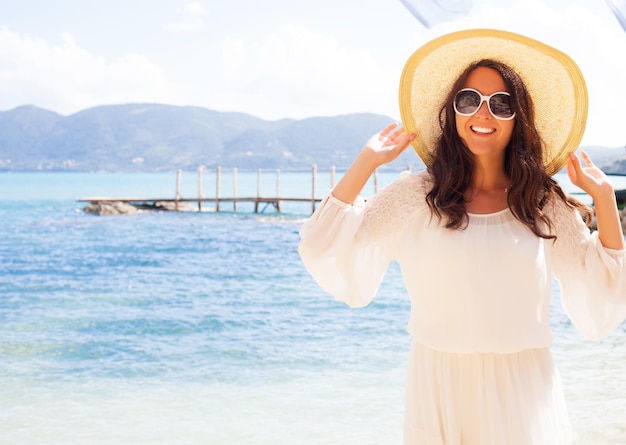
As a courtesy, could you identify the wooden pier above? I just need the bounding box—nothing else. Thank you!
[77,165,367,215]
[77,195,323,213]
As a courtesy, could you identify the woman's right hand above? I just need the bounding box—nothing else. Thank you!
[358,123,415,171]
[330,123,415,205]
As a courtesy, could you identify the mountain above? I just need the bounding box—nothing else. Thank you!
[0,104,419,172]
[1,103,623,173]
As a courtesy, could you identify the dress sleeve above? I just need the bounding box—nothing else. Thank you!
[298,171,429,308]
[547,197,626,340]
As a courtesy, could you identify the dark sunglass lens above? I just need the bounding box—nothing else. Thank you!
[455,90,480,114]
[489,94,514,118]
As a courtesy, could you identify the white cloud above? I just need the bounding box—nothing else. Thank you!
[220,37,245,78]
[183,1,207,15]
[213,25,395,119]
[0,26,182,115]
[164,1,207,32]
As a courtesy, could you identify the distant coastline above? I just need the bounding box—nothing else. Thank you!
[0,103,415,172]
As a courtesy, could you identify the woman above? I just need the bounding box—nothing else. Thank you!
[298,29,626,444]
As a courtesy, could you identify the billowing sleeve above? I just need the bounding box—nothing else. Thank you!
[547,197,626,340]
[298,171,429,308]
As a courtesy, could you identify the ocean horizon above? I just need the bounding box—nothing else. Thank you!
[0,170,624,444]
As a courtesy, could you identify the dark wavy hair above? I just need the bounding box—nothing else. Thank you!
[425,59,591,239]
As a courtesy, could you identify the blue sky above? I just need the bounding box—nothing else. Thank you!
[0,0,625,147]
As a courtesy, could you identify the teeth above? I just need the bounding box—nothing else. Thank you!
[471,125,495,134]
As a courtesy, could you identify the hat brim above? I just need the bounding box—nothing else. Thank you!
[399,28,588,176]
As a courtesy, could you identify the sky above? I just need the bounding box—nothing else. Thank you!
[0,0,625,148]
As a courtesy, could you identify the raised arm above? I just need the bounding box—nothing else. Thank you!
[566,151,625,250]
[332,123,415,204]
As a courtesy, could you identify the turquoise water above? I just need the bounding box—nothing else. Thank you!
[0,171,625,444]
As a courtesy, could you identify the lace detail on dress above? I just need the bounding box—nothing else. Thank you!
[360,170,432,241]
[542,195,590,257]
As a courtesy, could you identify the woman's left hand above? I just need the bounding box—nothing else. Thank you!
[566,151,614,200]
[568,151,624,250]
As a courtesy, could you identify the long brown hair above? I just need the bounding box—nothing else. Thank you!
[425,59,591,239]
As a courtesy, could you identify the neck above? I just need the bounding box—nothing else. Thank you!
[465,164,511,214]
[471,161,510,192]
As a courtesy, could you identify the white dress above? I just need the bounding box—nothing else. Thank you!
[298,170,626,445]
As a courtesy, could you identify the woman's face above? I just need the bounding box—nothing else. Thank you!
[455,66,515,164]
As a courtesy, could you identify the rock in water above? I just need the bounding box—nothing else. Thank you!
[84,202,139,215]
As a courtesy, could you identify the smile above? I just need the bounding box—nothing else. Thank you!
[470,125,496,135]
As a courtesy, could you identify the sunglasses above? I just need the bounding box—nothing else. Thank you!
[453,88,516,120]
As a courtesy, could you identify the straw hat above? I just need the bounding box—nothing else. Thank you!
[399,28,588,176]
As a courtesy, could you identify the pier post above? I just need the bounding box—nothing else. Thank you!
[312,164,317,214]
[275,169,281,212]
[216,166,221,212]
[197,166,204,212]
[175,169,182,211]
[233,167,238,212]
[255,168,262,213]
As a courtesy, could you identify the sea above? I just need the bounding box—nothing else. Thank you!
[0,168,625,445]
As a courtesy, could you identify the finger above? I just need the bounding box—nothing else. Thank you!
[389,126,407,142]
[568,153,583,176]
[566,156,576,180]
[379,122,399,138]
[580,150,593,167]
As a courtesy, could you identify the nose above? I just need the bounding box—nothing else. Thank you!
[475,99,491,118]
